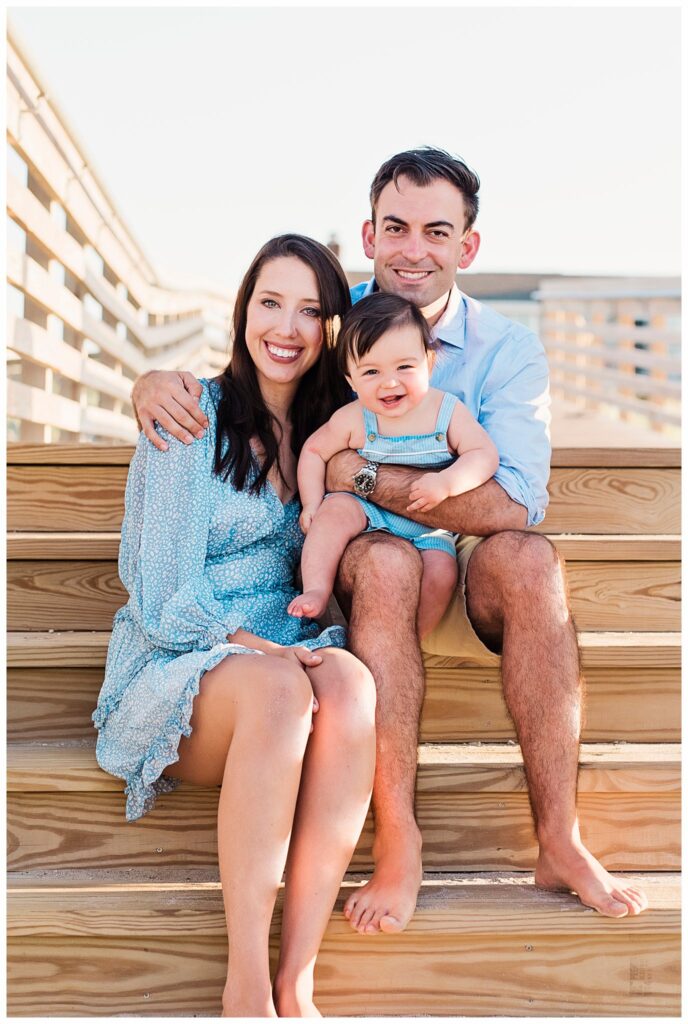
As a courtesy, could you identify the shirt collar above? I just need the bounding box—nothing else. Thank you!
[362,278,466,350]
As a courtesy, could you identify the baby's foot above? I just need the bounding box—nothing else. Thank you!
[288,589,329,619]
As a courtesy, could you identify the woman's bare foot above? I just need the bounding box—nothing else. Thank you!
[535,838,649,917]
[222,980,277,1017]
[273,972,322,1018]
[288,589,329,619]
[343,823,423,934]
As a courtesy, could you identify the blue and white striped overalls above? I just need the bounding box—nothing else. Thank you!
[352,392,459,557]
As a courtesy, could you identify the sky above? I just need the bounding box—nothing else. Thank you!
[7,5,682,294]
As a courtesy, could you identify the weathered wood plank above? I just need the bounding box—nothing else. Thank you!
[7,532,681,561]
[8,630,680,669]
[7,464,681,534]
[7,872,679,937]
[7,741,680,793]
[538,468,680,534]
[7,466,128,531]
[8,441,681,468]
[7,749,680,872]
[9,664,680,743]
[8,560,680,631]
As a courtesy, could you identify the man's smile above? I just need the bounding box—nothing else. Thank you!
[393,269,433,282]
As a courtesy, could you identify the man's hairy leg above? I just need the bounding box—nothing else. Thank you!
[335,532,425,935]
[465,531,648,918]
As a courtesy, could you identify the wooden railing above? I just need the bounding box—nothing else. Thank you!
[6,34,232,444]
[536,279,680,437]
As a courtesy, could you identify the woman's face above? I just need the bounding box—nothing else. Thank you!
[245,256,324,394]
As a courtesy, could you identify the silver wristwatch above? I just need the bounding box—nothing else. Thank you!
[353,460,378,498]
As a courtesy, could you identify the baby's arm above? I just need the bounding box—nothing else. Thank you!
[297,402,360,531]
[407,400,499,514]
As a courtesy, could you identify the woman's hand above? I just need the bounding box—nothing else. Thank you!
[275,646,321,730]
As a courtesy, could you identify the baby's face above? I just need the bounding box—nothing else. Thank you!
[346,323,432,418]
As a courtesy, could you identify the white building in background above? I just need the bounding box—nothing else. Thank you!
[6,33,232,444]
[536,277,680,437]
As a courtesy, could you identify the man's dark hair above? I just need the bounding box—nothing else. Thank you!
[369,146,480,231]
[337,292,434,377]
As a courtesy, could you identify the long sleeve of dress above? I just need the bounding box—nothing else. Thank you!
[119,388,237,652]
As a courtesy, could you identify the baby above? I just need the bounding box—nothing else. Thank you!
[288,292,499,639]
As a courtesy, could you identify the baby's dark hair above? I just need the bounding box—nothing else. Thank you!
[337,292,434,376]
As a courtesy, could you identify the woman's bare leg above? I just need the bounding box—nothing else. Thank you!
[288,494,367,619]
[273,649,376,1017]
[167,653,314,1018]
[417,549,459,639]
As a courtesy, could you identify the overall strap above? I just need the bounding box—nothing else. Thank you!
[361,405,379,440]
[434,391,459,438]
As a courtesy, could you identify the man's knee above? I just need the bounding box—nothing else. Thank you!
[337,532,422,595]
[472,530,565,602]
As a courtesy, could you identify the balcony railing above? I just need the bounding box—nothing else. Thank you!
[6,34,232,443]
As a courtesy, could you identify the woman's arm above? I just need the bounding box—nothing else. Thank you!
[407,401,500,513]
[121,386,241,651]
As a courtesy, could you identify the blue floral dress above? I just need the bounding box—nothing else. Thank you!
[93,378,346,821]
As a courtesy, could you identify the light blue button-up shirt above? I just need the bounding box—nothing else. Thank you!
[350,279,551,527]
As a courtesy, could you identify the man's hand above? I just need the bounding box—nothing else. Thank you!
[407,472,450,514]
[325,449,366,494]
[132,370,208,451]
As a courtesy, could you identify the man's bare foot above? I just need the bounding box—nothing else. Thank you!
[288,589,329,619]
[343,824,423,934]
[273,973,321,1018]
[535,838,649,917]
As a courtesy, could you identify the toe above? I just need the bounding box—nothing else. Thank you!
[356,908,376,933]
[380,914,405,934]
[597,893,629,918]
[343,894,357,919]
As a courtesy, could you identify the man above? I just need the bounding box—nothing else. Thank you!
[132,148,648,933]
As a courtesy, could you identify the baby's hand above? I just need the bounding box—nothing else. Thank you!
[299,506,318,534]
[407,473,450,514]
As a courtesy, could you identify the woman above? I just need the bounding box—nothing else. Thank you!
[93,235,377,1018]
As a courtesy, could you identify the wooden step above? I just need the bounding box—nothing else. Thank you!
[7,557,680,631]
[7,870,680,1016]
[7,631,681,743]
[6,463,681,535]
[7,742,680,873]
[7,654,682,744]
[8,629,681,669]
[6,531,682,560]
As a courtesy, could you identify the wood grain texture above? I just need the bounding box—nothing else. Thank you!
[7,466,128,531]
[6,877,681,1016]
[8,664,680,743]
[540,468,680,534]
[6,464,681,534]
[8,741,680,794]
[8,559,680,631]
[7,441,681,467]
[7,766,680,872]
[7,531,681,561]
[9,629,680,669]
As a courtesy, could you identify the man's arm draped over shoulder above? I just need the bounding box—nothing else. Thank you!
[131,370,208,451]
[326,331,551,537]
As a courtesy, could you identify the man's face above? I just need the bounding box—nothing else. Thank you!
[362,175,480,314]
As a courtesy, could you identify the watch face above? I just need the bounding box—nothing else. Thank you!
[354,466,377,497]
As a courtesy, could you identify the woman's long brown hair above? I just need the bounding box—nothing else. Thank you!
[214,235,352,493]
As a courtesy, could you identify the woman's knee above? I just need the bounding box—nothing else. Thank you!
[313,649,376,734]
[234,655,314,723]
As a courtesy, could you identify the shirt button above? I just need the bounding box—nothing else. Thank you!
[368,433,376,441]
[436,432,445,441]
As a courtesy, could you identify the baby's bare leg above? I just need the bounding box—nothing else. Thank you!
[417,549,459,640]
[288,494,368,619]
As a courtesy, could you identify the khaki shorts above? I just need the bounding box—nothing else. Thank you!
[420,535,500,665]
